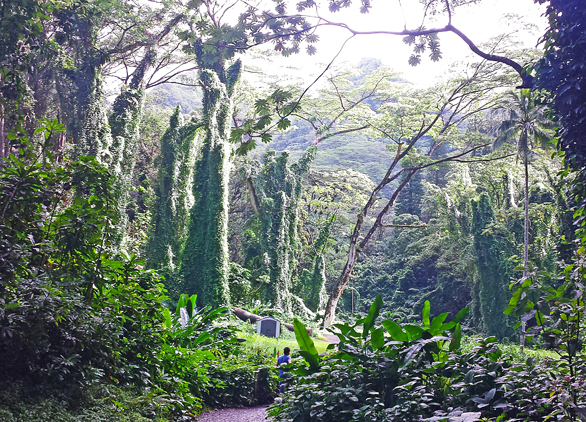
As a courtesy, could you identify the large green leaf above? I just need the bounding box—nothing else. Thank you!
[452,307,470,324]
[298,351,320,370]
[162,307,172,328]
[192,332,211,346]
[363,294,383,339]
[429,312,449,334]
[382,319,408,342]
[504,288,523,315]
[404,324,424,341]
[422,300,430,329]
[449,323,462,352]
[371,327,385,350]
[186,294,197,318]
[441,307,470,331]
[294,318,319,359]
[176,294,188,316]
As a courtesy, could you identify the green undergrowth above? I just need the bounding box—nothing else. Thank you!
[461,335,557,363]
[237,320,330,355]
[0,383,183,422]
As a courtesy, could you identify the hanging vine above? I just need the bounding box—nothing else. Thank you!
[74,71,113,164]
[298,213,335,313]
[248,147,316,314]
[471,193,516,340]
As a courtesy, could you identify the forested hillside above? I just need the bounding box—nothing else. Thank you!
[1,0,586,420]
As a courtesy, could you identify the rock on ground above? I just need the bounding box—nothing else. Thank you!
[195,406,269,422]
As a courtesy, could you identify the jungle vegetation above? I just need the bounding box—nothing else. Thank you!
[1,0,586,420]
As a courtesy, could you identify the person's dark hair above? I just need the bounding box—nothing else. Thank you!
[284,347,290,355]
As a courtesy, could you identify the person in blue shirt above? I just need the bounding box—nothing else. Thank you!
[277,347,291,393]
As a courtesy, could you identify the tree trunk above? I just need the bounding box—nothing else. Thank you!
[0,114,4,163]
[521,151,530,349]
[322,170,416,328]
[181,59,242,308]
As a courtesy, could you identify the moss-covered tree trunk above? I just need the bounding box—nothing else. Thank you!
[471,193,515,340]
[181,60,241,308]
[71,71,113,163]
[253,148,315,314]
[106,51,160,248]
[147,107,202,294]
[298,213,334,313]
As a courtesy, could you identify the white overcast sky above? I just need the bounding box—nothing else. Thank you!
[246,0,548,88]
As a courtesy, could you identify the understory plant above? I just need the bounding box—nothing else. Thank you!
[0,136,264,419]
[270,295,570,422]
[504,244,586,421]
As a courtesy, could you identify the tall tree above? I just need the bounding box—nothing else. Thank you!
[180,56,241,308]
[176,0,319,307]
[147,107,202,294]
[471,193,516,340]
[495,90,554,275]
[494,89,554,346]
[249,148,316,314]
[536,0,586,174]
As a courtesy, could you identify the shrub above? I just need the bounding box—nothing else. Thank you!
[269,296,566,422]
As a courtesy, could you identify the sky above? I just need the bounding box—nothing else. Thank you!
[246,0,548,88]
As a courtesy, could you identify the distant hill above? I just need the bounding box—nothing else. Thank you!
[146,82,202,114]
[267,119,392,186]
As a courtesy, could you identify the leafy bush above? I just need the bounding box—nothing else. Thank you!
[0,382,184,422]
[201,361,277,408]
[0,150,169,387]
[270,295,573,422]
[0,144,239,418]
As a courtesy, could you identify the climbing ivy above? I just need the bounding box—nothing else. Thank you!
[181,58,242,308]
[147,106,203,296]
[298,214,335,313]
[73,72,112,163]
[471,193,516,340]
[107,84,145,246]
[249,147,316,314]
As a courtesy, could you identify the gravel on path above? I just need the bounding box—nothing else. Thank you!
[195,406,269,422]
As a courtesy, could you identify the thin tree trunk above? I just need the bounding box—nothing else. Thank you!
[322,170,415,328]
[320,63,499,328]
[521,152,529,349]
[0,114,4,163]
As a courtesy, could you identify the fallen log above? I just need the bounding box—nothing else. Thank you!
[233,307,313,336]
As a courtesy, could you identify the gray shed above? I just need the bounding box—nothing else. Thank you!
[257,316,281,338]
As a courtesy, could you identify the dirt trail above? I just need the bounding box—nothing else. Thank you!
[195,406,269,422]
[318,333,340,344]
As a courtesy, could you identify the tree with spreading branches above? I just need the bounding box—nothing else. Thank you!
[321,58,516,327]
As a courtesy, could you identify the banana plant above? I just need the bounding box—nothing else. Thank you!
[294,318,320,371]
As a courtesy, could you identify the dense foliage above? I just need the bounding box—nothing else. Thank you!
[0,139,276,418]
[271,293,586,421]
[1,0,585,419]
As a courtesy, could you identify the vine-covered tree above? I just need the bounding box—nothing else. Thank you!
[147,107,203,294]
[180,57,241,308]
[471,193,516,340]
[249,148,316,314]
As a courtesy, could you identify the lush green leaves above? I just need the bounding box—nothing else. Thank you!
[294,318,319,370]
